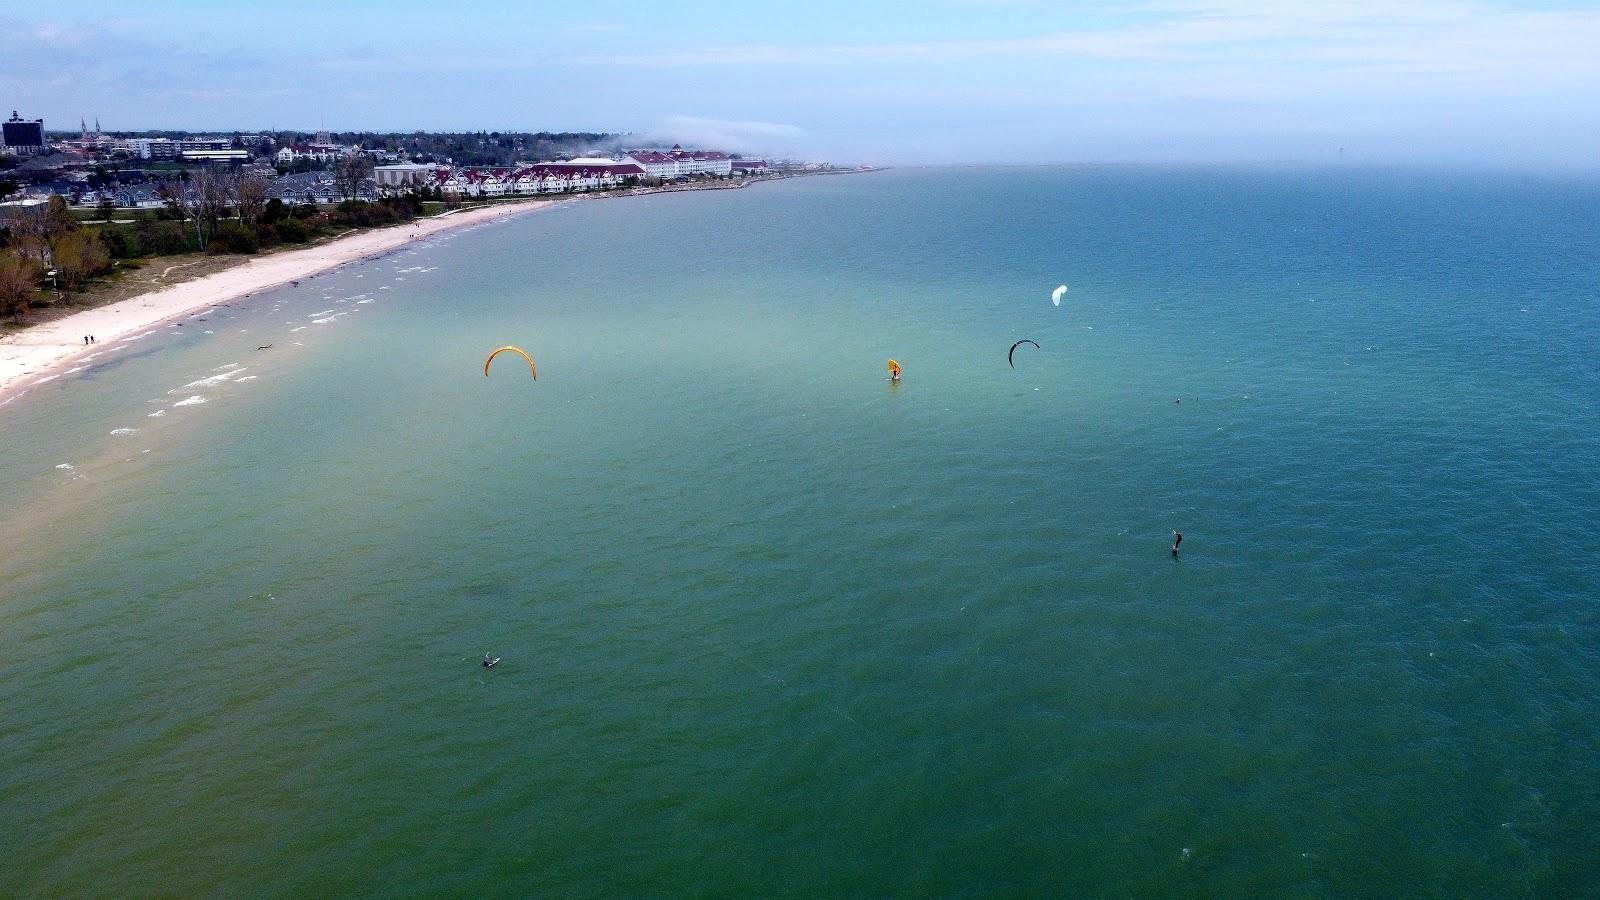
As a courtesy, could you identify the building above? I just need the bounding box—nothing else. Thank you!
[180,148,249,163]
[429,162,644,198]
[374,162,435,191]
[3,110,46,153]
[277,143,348,164]
[627,151,678,179]
[731,159,770,175]
[688,150,732,175]
[562,157,652,180]
[123,138,178,160]
[178,138,232,153]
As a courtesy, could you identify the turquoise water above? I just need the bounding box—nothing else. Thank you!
[2,168,1599,895]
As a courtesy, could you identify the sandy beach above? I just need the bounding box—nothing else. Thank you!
[0,199,567,402]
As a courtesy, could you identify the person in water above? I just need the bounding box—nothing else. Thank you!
[1171,530,1183,556]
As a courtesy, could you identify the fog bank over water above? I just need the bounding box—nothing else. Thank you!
[8,1,1600,171]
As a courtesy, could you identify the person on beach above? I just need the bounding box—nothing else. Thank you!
[1171,530,1183,556]
[84,336,89,345]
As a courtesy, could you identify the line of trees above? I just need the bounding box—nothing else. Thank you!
[0,177,429,320]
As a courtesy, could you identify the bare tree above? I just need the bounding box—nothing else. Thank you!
[236,175,269,227]
[334,154,375,202]
[158,181,188,224]
[174,169,228,248]
[200,171,230,237]
[0,249,42,319]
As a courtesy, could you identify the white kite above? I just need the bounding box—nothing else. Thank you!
[1051,284,1068,307]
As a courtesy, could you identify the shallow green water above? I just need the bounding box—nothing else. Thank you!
[3,168,1599,895]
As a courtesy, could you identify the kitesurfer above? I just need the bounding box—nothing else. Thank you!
[1171,530,1183,556]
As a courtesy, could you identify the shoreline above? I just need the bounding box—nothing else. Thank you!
[0,199,569,403]
[0,170,869,405]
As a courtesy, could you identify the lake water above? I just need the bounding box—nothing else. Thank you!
[3,168,1599,895]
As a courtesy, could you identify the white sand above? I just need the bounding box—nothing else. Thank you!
[0,200,568,401]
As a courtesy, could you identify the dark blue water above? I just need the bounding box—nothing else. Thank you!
[2,167,1598,895]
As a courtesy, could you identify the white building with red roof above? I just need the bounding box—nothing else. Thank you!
[428,162,645,198]
[627,150,678,179]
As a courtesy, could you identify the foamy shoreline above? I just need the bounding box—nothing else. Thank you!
[0,198,571,403]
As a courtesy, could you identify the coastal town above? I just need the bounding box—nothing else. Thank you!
[1,110,842,209]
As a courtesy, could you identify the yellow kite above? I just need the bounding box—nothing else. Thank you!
[485,345,537,380]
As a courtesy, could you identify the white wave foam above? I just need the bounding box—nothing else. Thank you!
[110,427,136,435]
[357,298,374,304]
[173,395,207,407]
[55,463,73,470]
[236,376,258,382]
[310,309,335,317]
[32,374,59,385]
[65,365,87,374]
[290,326,306,332]
[148,409,166,417]
[180,368,247,389]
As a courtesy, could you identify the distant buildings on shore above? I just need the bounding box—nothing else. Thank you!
[373,146,783,199]
[0,109,834,207]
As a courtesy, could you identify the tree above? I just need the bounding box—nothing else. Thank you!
[334,154,374,201]
[261,197,287,225]
[0,249,41,319]
[97,195,117,223]
[158,181,188,223]
[50,230,111,290]
[235,175,269,227]
[44,196,78,237]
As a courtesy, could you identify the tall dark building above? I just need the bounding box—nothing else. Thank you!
[3,110,45,151]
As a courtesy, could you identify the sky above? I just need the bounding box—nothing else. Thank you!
[4,0,1599,169]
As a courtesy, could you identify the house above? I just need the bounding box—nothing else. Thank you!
[112,187,167,209]
[276,143,349,164]
[731,159,769,175]
[428,162,644,198]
